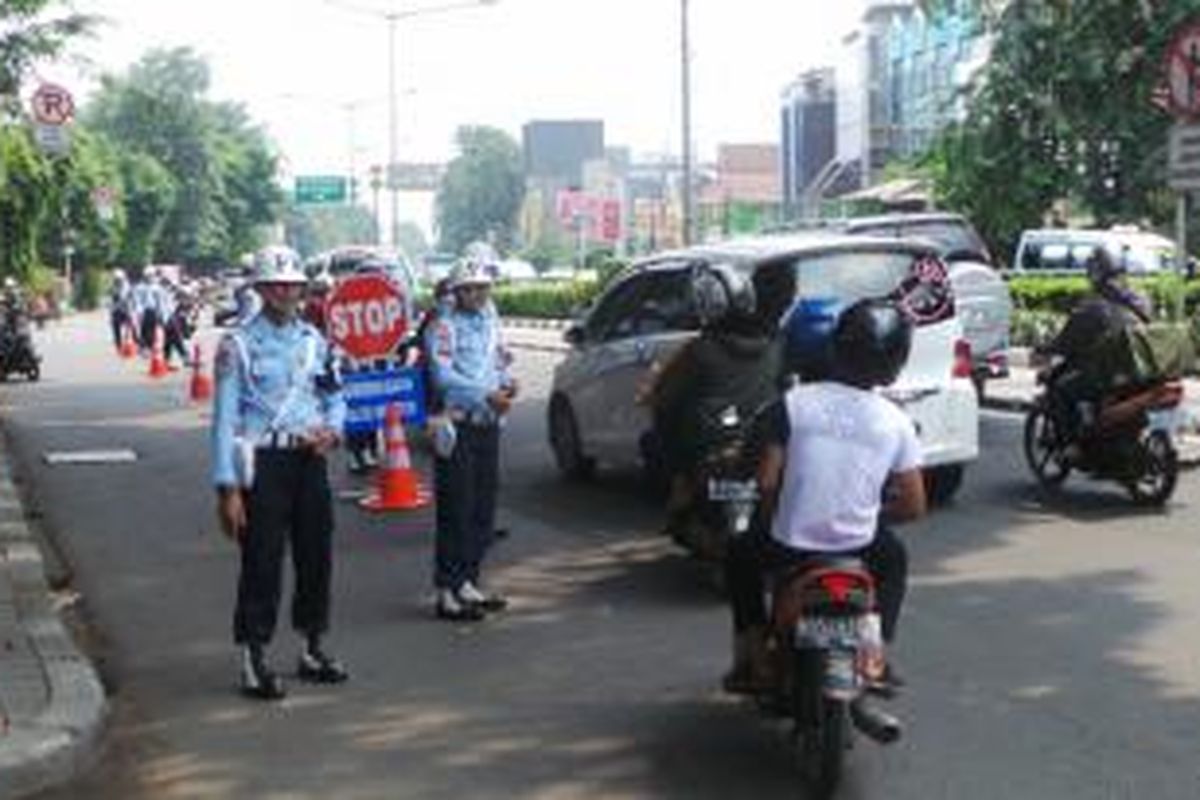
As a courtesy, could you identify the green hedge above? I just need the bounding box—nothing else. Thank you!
[491,280,601,319]
[1009,275,1200,319]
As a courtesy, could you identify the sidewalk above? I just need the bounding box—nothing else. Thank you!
[0,443,107,799]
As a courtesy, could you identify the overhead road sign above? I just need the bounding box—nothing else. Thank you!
[294,175,348,205]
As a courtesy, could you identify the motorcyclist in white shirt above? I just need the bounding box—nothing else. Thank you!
[723,298,928,695]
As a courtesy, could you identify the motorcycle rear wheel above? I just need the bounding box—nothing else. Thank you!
[793,651,847,799]
[1127,430,1178,507]
[1024,406,1071,488]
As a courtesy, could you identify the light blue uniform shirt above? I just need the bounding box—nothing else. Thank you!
[426,304,511,422]
[210,313,346,487]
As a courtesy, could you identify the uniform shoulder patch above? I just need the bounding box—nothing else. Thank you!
[215,334,245,377]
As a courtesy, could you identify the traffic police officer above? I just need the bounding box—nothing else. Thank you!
[426,260,516,621]
[211,245,350,700]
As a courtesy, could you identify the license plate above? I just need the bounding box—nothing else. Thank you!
[707,479,757,502]
[795,616,860,645]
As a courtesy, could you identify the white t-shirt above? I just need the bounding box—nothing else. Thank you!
[769,382,922,553]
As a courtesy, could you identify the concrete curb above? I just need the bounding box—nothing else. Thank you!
[502,317,571,331]
[0,459,107,800]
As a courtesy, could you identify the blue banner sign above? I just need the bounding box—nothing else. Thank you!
[342,366,426,434]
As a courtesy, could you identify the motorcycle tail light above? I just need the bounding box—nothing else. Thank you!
[953,339,973,379]
[818,573,861,604]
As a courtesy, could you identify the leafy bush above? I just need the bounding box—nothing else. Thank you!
[1010,309,1065,349]
[492,280,601,319]
[1009,275,1200,320]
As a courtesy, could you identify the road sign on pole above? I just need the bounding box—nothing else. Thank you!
[1168,125,1200,189]
[33,124,70,157]
[31,83,75,126]
[1164,20,1200,120]
[326,273,409,359]
[92,186,117,222]
[294,175,349,205]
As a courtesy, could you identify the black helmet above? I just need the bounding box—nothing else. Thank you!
[832,298,913,388]
[1085,246,1125,288]
[690,263,756,329]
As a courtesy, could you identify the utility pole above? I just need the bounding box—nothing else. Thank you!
[387,13,400,250]
[680,0,694,247]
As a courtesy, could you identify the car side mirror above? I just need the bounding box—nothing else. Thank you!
[564,324,587,348]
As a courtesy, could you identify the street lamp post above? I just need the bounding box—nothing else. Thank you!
[680,0,694,247]
[325,0,497,251]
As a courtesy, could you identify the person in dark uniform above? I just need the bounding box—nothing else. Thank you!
[211,245,350,701]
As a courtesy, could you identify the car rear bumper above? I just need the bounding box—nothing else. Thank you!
[883,379,979,468]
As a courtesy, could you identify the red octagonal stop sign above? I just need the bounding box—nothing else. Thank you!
[326,273,409,359]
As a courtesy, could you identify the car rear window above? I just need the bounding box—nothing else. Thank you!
[792,250,954,326]
[903,222,989,262]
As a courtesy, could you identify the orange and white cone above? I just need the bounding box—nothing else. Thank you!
[189,343,213,402]
[360,403,429,512]
[147,325,169,379]
[119,324,136,359]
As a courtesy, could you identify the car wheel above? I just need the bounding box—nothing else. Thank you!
[924,464,965,507]
[549,396,595,481]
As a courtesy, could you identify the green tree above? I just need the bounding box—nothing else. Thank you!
[928,0,1188,260]
[435,126,525,254]
[395,220,429,261]
[284,203,378,258]
[84,47,282,266]
[0,0,97,107]
[117,150,176,269]
[0,125,52,279]
[38,129,125,270]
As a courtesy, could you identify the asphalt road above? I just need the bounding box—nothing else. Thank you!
[12,313,1200,799]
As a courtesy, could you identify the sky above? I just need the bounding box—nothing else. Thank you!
[44,0,863,234]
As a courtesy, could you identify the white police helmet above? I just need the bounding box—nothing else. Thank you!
[252,246,307,285]
[448,259,494,290]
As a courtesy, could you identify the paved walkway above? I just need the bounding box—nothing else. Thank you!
[0,438,106,800]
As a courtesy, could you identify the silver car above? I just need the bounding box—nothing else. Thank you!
[548,234,980,505]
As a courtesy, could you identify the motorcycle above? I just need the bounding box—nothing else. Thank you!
[0,311,40,382]
[748,557,899,798]
[1024,365,1182,506]
[668,404,760,577]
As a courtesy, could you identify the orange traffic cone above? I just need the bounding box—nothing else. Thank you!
[360,403,429,512]
[189,343,212,402]
[119,324,136,359]
[147,325,169,379]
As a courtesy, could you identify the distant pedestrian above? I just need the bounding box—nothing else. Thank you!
[425,259,517,621]
[108,269,132,353]
[211,245,350,701]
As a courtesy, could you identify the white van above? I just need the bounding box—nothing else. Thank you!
[1012,228,1178,276]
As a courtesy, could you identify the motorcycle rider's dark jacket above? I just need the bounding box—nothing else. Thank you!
[649,316,783,472]
[1040,284,1150,367]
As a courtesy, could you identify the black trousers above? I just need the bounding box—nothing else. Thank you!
[234,449,334,646]
[163,318,189,364]
[727,525,908,643]
[433,422,500,590]
[140,309,159,350]
[110,309,130,350]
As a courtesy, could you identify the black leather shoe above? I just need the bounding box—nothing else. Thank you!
[297,647,349,684]
[240,646,286,701]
